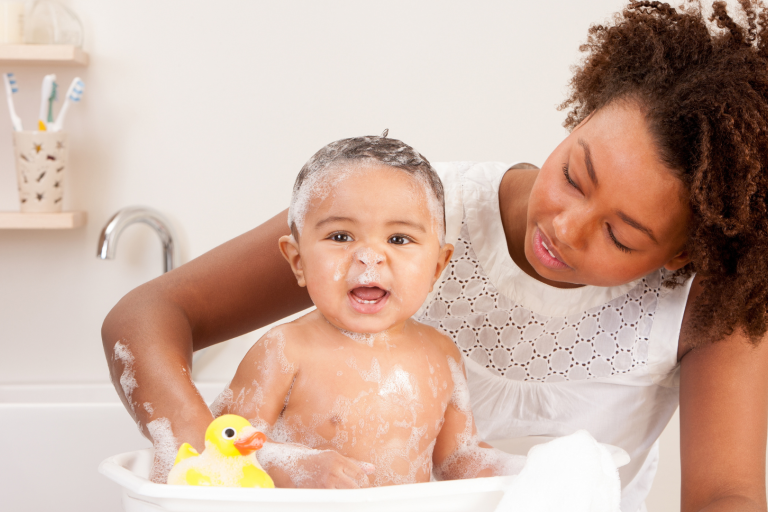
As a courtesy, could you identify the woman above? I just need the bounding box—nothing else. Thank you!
[102,2,768,510]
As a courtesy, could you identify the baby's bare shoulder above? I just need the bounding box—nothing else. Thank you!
[411,319,462,362]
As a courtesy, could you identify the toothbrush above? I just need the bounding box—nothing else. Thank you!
[38,74,56,131]
[49,78,84,132]
[47,79,57,123]
[3,73,22,131]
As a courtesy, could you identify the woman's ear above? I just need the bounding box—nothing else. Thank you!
[278,235,306,287]
[430,243,454,291]
[663,249,691,272]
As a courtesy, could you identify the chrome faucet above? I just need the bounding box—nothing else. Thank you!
[97,206,179,273]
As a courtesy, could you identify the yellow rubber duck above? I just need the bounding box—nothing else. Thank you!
[166,414,275,488]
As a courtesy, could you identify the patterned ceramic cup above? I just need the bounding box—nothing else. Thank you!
[14,131,69,213]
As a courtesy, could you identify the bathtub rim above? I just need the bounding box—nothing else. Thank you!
[100,448,516,503]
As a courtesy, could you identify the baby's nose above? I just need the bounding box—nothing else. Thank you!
[355,248,385,266]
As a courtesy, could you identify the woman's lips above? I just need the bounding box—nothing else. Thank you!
[348,286,389,314]
[533,228,570,270]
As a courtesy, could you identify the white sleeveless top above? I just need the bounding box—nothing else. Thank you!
[415,162,694,512]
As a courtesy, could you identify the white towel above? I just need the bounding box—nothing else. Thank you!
[495,430,621,512]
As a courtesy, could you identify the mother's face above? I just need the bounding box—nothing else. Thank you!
[525,100,691,287]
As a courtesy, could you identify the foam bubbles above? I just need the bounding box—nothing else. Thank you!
[346,356,381,382]
[113,341,137,412]
[433,356,526,480]
[147,417,178,484]
[379,366,419,403]
[143,402,154,416]
[352,248,383,286]
[340,329,375,347]
[288,161,445,245]
[210,386,234,418]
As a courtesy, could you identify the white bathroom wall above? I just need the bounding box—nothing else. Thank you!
[0,0,689,509]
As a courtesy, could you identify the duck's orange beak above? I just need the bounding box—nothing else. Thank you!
[234,427,267,455]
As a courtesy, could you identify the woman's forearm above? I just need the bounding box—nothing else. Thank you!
[101,209,312,479]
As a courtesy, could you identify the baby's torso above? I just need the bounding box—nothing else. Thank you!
[270,334,456,486]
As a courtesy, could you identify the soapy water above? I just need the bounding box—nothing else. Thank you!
[147,417,178,484]
[113,341,137,413]
[143,402,154,416]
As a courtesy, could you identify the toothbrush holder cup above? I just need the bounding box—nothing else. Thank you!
[13,130,69,213]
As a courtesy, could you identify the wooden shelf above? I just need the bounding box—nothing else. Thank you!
[0,45,89,66]
[0,211,86,229]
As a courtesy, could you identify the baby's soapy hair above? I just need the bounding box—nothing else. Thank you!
[287,135,445,243]
[561,0,768,346]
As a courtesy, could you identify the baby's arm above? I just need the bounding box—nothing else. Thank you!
[432,350,525,480]
[213,326,372,488]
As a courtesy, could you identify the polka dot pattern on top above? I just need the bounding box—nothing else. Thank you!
[416,222,662,382]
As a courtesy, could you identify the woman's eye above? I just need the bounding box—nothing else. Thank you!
[563,163,579,190]
[607,225,632,254]
[330,233,352,242]
[388,235,411,245]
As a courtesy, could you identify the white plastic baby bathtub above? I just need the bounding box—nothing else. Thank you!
[100,438,630,512]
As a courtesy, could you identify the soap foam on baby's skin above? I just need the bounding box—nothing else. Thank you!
[432,357,525,480]
[113,341,137,412]
[351,248,384,286]
[147,417,178,484]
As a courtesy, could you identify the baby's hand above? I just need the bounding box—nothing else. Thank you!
[301,450,375,488]
[258,442,375,488]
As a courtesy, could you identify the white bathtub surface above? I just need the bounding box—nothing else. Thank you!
[100,439,629,512]
[103,448,515,512]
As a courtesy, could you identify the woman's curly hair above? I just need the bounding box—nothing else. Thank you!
[560,0,768,346]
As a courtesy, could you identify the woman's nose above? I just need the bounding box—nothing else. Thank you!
[552,206,590,251]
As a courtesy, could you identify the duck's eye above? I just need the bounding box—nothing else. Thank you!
[223,427,236,439]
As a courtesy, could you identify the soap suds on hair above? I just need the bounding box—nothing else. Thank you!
[147,417,178,484]
[288,141,446,245]
[113,341,137,412]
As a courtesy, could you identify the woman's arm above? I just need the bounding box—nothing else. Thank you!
[101,209,312,460]
[679,278,768,511]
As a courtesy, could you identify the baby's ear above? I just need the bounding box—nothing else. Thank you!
[430,243,454,291]
[278,235,306,287]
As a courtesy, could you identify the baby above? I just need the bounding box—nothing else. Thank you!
[211,135,523,488]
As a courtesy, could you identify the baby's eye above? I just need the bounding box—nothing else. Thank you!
[388,235,411,245]
[329,233,352,243]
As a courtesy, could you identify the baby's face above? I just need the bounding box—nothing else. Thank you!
[281,164,452,335]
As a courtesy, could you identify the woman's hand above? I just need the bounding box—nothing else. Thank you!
[257,443,375,488]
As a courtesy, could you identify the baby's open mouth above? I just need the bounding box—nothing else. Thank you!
[348,286,390,315]
[350,286,388,304]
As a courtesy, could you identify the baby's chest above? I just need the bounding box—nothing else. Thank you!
[281,356,453,450]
